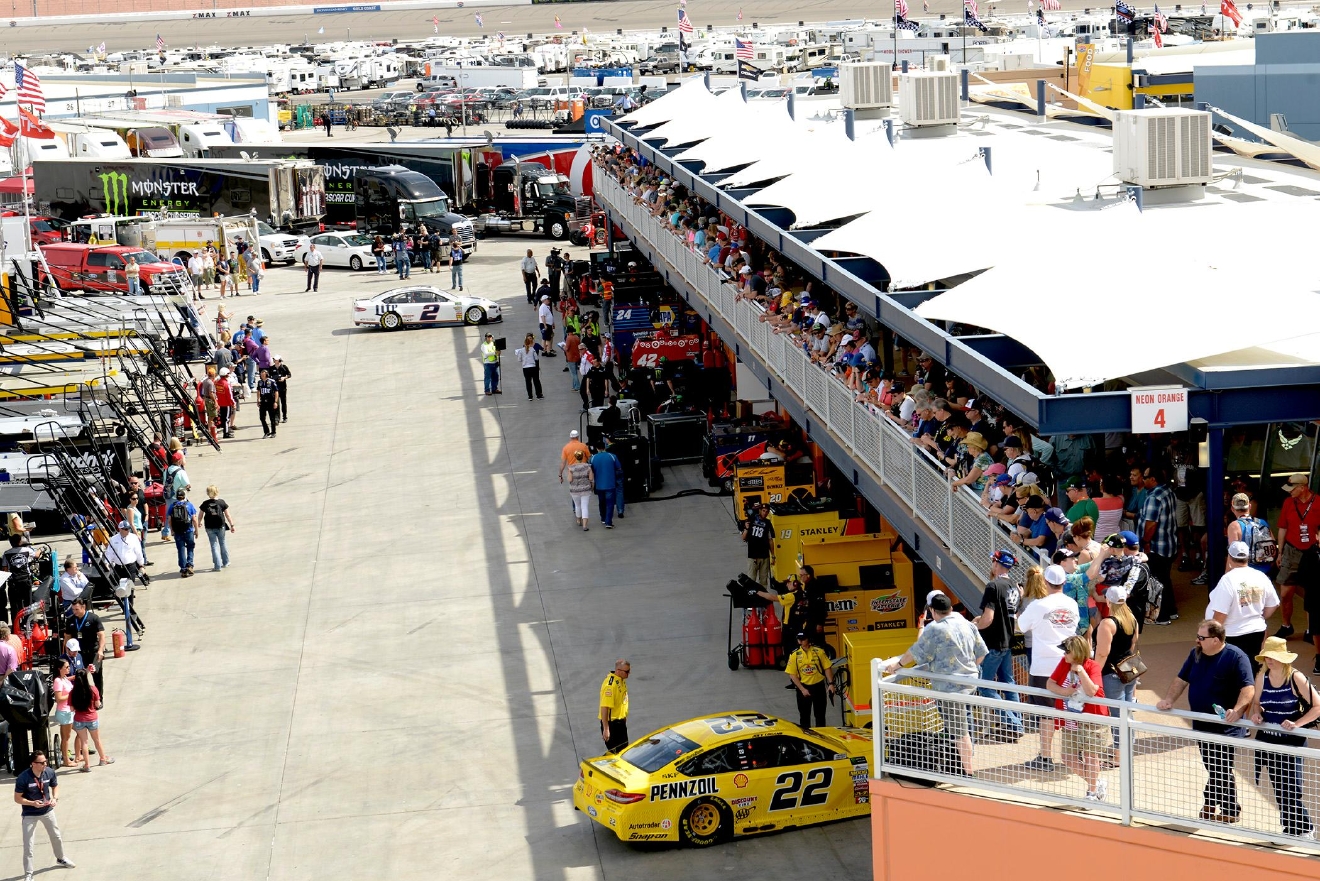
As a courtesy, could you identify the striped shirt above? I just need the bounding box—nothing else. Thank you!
[1142,483,1178,557]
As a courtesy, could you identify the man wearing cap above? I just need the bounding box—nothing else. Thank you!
[599,659,631,752]
[1206,541,1279,673]
[480,333,501,396]
[215,367,236,438]
[1088,533,1152,628]
[1015,564,1081,772]
[558,431,590,486]
[1140,465,1180,625]
[1012,496,1051,552]
[272,355,291,424]
[884,592,986,773]
[1274,474,1320,646]
[537,295,557,356]
[971,550,1024,739]
[1156,620,1253,823]
[786,631,835,730]
[1063,478,1099,525]
[1225,492,1271,576]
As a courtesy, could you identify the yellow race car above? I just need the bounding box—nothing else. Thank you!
[573,711,873,847]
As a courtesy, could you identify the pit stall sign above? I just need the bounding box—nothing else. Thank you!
[1130,386,1188,434]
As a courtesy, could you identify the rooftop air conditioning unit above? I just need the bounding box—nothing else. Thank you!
[840,61,893,110]
[930,54,951,71]
[1112,108,1213,188]
[898,71,959,127]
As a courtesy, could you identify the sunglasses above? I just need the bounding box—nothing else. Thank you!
[1195,634,1215,642]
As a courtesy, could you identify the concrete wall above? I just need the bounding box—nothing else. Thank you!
[869,778,1318,881]
[1195,31,1320,140]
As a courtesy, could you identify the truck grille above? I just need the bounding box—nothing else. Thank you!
[574,197,592,221]
[281,239,300,248]
[454,223,476,246]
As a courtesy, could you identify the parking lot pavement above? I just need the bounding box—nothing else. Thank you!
[0,238,871,879]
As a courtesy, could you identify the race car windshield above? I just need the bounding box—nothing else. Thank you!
[619,729,700,772]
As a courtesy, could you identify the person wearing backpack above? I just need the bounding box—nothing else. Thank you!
[160,461,190,541]
[1207,541,1280,673]
[0,535,36,624]
[1249,637,1320,839]
[1226,492,1275,577]
[165,489,199,577]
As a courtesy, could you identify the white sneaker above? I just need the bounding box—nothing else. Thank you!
[57,859,76,868]
[1094,779,1108,802]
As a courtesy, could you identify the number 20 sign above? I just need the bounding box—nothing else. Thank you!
[1130,386,1188,434]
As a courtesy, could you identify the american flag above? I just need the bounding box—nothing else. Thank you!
[678,9,694,34]
[14,63,43,114]
[156,33,164,51]
[735,37,753,60]
[474,12,483,27]
[1153,27,1163,46]
[964,0,978,16]
[737,7,743,21]
[895,0,910,19]
[1153,3,1168,30]
[1042,0,1060,9]
[1116,0,1135,22]
[1220,0,1242,25]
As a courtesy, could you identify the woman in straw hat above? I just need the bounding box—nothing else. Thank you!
[1249,637,1320,838]
[950,431,993,493]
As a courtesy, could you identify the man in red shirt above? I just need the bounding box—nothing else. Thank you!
[1274,475,1320,665]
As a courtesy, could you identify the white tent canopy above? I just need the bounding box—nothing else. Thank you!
[618,76,716,129]
[674,101,797,172]
[642,86,753,148]
[914,203,1320,388]
[720,123,854,188]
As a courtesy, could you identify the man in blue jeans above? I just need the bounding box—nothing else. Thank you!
[165,489,198,578]
[612,451,626,520]
[970,549,1025,739]
[589,444,617,528]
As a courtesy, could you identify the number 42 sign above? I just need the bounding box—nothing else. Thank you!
[1130,386,1188,434]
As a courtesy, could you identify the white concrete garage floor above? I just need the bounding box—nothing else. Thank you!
[0,237,871,880]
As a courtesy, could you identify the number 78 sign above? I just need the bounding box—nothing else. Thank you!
[1129,386,1188,434]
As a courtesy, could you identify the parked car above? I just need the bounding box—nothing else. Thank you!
[308,231,389,271]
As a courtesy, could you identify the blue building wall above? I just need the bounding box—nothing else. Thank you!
[1195,32,1320,140]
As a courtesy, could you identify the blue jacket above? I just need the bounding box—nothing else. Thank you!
[590,452,618,491]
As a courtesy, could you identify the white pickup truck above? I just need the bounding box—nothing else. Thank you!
[256,221,310,266]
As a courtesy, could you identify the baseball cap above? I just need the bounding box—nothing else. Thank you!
[1044,507,1069,526]
[1104,533,1126,549]
[1016,472,1039,487]
[541,294,550,301]
[175,489,186,499]
[1052,548,1076,564]
[219,368,230,377]
[1228,540,1250,561]
[569,430,579,438]
[991,549,1018,568]
[66,638,80,652]
[1283,474,1309,489]
[993,473,1014,486]
[1001,435,1023,450]
[273,354,282,361]
[839,334,854,347]
[1062,476,1085,491]
[1105,585,1129,604]
[1007,462,1026,480]
[984,462,1006,476]
[117,520,130,530]
[739,265,752,274]
[965,399,980,412]
[1043,565,1067,586]
[1119,530,1140,547]
[1023,495,1046,510]
[796,631,809,640]
[928,593,952,613]
[1231,492,1251,511]
[926,589,944,607]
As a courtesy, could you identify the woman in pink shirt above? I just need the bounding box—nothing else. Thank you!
[51,660,74,767]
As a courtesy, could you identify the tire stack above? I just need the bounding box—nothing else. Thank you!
[506,119,555,130]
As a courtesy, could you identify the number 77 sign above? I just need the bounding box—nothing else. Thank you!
[1129,386,1188,434]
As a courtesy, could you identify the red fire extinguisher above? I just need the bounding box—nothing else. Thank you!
[112,630,126,659]
[762,603,782,665]
[744,608,764,667]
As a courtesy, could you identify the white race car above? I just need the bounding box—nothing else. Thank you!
[352,285,502,330]
[310,231,390,270]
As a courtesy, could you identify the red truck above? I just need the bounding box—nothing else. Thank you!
[0,213,68,245]
[39,243,191,295]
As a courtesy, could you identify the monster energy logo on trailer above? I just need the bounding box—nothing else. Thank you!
[99,171,201,215]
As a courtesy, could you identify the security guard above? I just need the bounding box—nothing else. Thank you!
[786,631,834,730]
[599,659,631,752]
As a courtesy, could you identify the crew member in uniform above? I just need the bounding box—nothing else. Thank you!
[756,573,804,665]
[786,632,834,729]
[599,659,631,752]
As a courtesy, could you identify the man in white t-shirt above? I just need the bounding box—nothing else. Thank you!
[537,295,558,356]
[1015,564,1080,772]
[1206,540,1279,673]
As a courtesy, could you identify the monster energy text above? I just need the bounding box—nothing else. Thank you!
[99,172,200,215]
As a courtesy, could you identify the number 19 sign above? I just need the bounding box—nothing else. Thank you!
[1130,385,1188,434]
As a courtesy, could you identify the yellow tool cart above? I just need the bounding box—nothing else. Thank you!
[797,533,916,655]
[766,506,865,584]
[836,630,923,729]
[732,459,817,525]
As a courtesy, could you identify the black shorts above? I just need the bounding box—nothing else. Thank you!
[605,719,629,753]
[541,326,555,341]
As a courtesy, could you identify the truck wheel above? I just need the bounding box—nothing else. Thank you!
[464,306,484,325]
[546,215,568,240]
[262,249,272,264]
[380,311,403,331]
[349,255,364,271]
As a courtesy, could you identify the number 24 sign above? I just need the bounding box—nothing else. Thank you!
[1130,386,1188,434]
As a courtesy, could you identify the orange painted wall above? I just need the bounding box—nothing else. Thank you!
[870,778,1317,881]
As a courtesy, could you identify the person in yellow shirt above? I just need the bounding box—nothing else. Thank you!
[599,659,631,752]
[785,632,834,729]
[480,333,501,395]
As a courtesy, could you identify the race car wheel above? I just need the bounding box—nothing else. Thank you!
[679,798,730,847]
[349,255,364,271]
[380,311,403,331]
[464,306,484,325]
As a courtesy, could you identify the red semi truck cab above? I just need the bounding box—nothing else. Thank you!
[39,243,190,295]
